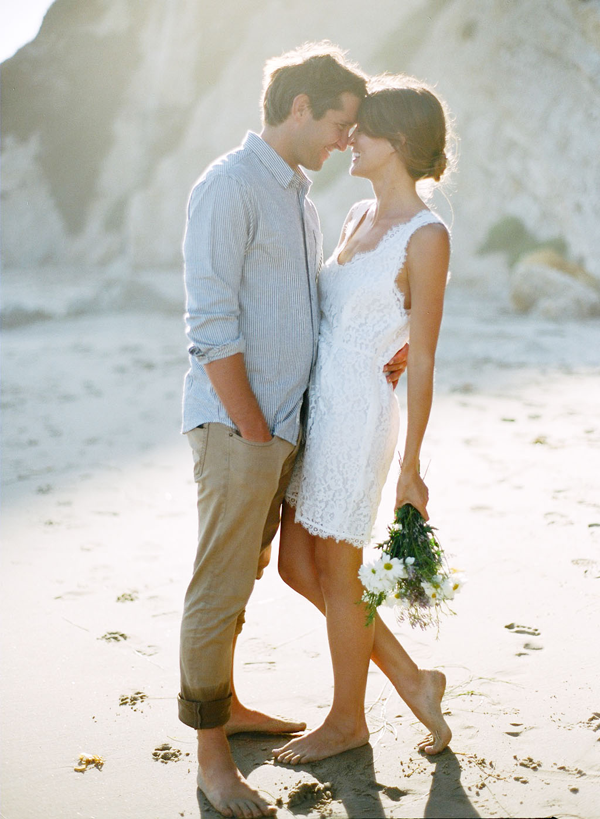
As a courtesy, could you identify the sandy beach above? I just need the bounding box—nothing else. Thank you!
[2,284,600,819]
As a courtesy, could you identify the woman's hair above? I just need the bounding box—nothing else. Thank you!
[262,42,367,126]
[358,75,454,182]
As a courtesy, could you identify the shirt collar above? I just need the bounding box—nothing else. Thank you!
[244,131,311,191]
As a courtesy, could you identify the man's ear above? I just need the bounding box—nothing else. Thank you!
[290,93,311,122]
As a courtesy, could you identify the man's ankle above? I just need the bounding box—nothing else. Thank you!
[197,725,230,762]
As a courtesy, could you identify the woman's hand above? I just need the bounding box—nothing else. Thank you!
[383,342,409,387]
[395,468,429,520]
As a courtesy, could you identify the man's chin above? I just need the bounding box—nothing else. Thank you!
[301,158,324,172]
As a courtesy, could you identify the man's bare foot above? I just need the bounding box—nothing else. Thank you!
[272,718,369,764]
[197,727,276,818]
[400,669,451,755]
[226,703,306,736]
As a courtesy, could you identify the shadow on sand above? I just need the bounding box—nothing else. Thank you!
[424,748,481,818]
[196,739,479,818]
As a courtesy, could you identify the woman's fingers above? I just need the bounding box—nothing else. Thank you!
[395,490,429,520]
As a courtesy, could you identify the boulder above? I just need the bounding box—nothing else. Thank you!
[510,251,600,320]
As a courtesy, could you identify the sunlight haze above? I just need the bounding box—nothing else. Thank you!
[0,0,53,62]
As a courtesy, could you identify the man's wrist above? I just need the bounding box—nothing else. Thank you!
[237,419,272,442]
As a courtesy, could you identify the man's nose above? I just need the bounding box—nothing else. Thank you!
[336,131,350,151]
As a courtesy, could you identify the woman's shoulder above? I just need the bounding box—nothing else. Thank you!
[406,213,451,272]
[340,199,374,236]
[349,198,375,214]
[409,209,451,246]
[346,199,374,222]
[414,208,449,230]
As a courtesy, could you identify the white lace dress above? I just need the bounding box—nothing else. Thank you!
[286,203,445,547]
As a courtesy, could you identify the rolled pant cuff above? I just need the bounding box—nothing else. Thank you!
[177,693,232,729]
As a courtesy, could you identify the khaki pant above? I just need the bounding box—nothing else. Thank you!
[178,423,298,729]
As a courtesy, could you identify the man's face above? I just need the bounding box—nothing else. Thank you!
[295,92,361,171]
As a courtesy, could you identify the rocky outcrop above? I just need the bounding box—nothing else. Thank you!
[2,0,600,322]
[510,250,600,320]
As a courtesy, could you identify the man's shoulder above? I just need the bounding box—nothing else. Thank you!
[192,143,262,198]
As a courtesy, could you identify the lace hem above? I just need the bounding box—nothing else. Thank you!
[289,508,369,549]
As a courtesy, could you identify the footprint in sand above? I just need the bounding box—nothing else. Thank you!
[505,722,525,737]
[554,763,586,779]
[119,691,147,710]
[116,591,138,603]
[98,631,128,642]
[585,713,600,734]
[505,623,540,636]
[571,558,600,578]
[505,624,543,656]
[515,755,541,771]
[152,744,186,763]
[281,781,334,813]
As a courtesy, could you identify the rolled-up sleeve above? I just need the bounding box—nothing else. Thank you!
[183,173,252,364]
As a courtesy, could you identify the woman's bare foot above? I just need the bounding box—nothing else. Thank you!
[226,703,306,736]
[197,727,276,818]
[400,669,451,754]
[272,719,369,764]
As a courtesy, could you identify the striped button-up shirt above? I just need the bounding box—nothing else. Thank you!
[182,131,322,445]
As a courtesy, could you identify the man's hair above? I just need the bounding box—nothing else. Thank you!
[262,42,367,126]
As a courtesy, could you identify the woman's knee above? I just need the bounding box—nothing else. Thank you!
[315,539,363,597]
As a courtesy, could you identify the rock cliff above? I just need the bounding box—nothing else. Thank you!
[2,0,600,320]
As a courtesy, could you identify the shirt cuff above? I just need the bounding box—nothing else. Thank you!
[189,337,246,364]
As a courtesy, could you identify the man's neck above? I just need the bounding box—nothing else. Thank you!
[260,126,300,173]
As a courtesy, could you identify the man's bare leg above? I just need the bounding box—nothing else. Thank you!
[197,726,276,818]
[277,504,451,754]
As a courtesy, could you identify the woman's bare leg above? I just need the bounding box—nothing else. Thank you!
[274,535,372,763]
[278,503,451,754]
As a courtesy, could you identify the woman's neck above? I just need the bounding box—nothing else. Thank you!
[369,165,423,225]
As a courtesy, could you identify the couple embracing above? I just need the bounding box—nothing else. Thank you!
[179,42,453,818]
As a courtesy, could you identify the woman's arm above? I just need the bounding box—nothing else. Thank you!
[395,223,450,519]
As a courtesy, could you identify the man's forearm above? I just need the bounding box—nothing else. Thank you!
[204,353,272,442]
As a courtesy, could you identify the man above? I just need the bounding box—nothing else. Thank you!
[179,43,406,818]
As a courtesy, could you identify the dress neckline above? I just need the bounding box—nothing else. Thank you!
[335,206,431,268]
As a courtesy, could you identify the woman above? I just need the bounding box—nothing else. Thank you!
[273,76,454,765]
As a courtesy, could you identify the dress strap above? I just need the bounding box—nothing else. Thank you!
[406,209,446,235]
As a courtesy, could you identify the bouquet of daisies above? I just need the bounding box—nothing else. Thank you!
[358,503,465,629]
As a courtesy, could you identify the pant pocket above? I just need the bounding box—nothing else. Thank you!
[230,431,278,448]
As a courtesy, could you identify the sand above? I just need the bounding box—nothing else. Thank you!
[1,285,600,818]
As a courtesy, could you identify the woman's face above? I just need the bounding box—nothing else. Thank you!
[348,127,397,178]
